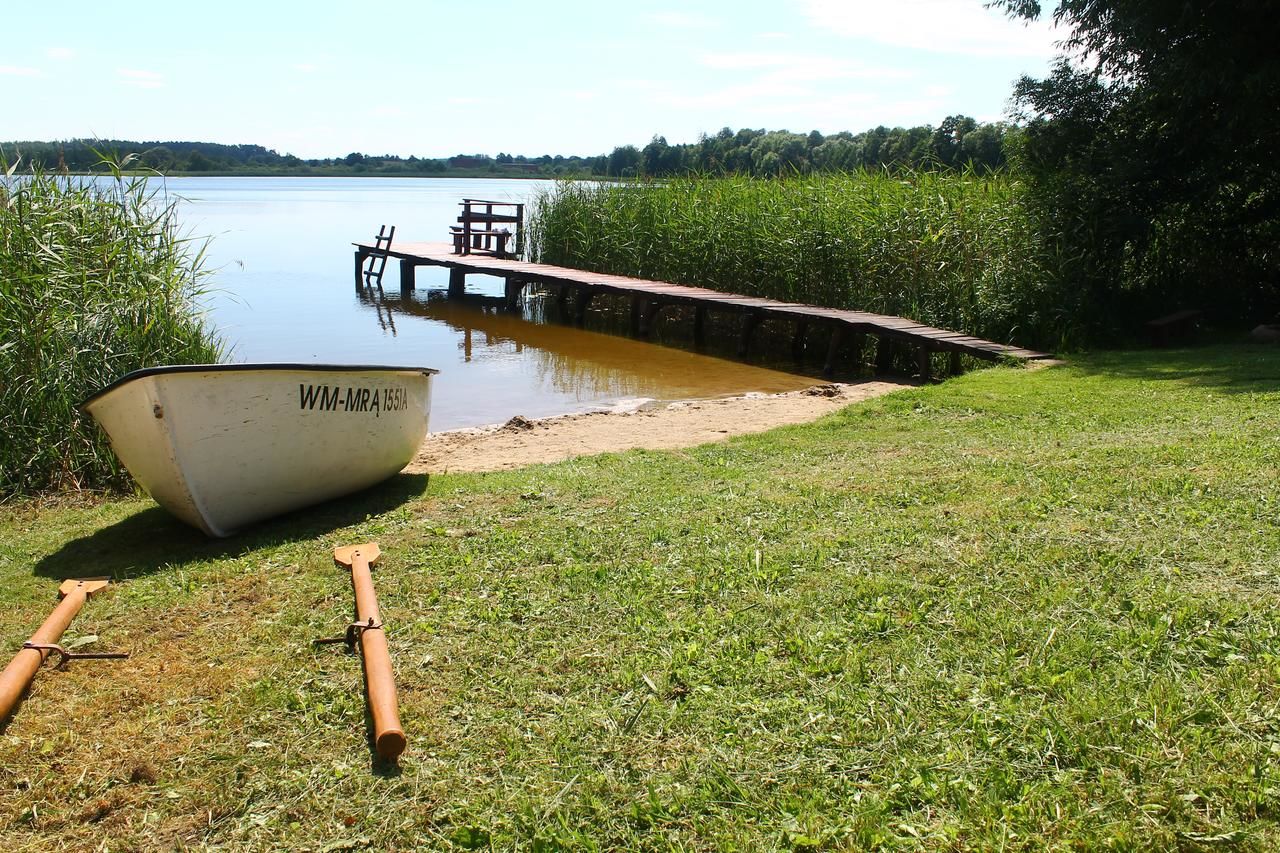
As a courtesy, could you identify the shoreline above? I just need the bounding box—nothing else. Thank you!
[406,379,912,475]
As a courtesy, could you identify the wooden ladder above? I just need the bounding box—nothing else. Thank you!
[363,225,396,289]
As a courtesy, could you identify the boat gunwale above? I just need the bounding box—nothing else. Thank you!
[81,363,440,410]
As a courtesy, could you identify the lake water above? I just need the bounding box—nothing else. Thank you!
[171,177,819,430]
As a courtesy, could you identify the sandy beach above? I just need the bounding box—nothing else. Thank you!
[405,379,911,474]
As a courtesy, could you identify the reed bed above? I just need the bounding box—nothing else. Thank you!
[527,172,1056,348]
[0,159,223,496]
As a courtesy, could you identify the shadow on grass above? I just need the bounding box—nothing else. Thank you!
[1069,341,1280,394]
[32,474,430,582]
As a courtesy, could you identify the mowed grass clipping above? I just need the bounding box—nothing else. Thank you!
[1,344,1278,850]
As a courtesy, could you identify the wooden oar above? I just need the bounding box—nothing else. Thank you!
[0,578,126,725]
[331,543,406,760]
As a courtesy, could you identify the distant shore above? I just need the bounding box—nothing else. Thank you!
[54,169,591,180]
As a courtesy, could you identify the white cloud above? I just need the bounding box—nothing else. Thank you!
[118,68,164,89]
[681,52,914,115]
[0,65,42,77]
[648,11,718,30]
[716,88,955,132]
[292,63,318,73]
[614,79,665,95]
[797,0,1061,58]
[665,80,815,111]
[701,52,914,83]
[46,47,75,60]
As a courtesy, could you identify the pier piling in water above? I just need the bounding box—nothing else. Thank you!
[448,268,466,299]
[350,238,1052,378]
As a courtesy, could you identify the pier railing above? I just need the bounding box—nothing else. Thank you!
[449,199,524,259]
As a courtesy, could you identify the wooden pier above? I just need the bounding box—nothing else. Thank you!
[353,240,1052,379]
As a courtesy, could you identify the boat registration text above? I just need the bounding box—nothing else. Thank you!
[299,384,410,416]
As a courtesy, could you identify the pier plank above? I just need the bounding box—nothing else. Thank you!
[352,241,1053,363]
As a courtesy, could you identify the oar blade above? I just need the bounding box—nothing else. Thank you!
[333,543,380,567]
[57,577,110,598]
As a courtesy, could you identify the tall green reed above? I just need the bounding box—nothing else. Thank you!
[1,155,224,495]
[527,172,1058,348]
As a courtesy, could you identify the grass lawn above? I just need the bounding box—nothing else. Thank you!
[1,344,1277,851]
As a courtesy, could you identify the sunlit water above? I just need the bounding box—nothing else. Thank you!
[168,177,818,430]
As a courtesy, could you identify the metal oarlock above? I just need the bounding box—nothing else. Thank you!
[21,643,129,670]
[323,543,406,761]
[0,578,128,725]
[314,617,383,651]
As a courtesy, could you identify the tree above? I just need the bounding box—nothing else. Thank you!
[642,136,669,176]
[929,115,977,168]
[607,145,641,177]
[994,0,1280,330]
[142,146,178,172]
[812,138,860,172]
[958,123,1009,172]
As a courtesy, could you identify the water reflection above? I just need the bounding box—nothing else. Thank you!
[360,286,819,410]
[169,176,822,431]
[369,293,399,336]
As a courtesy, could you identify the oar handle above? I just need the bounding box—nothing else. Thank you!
[348,550,406,760]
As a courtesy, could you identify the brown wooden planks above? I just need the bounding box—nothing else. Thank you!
[352,241,1053,362]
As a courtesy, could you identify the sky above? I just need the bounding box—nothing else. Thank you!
[0,0,1063,159]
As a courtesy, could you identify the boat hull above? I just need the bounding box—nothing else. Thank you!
[84,364,437,537]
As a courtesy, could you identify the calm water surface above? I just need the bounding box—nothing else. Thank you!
[172,177,816,430]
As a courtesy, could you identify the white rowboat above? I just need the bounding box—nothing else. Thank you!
[84,364,438,537]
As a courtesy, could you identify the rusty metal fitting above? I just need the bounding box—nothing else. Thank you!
[21,642,129,670]
[313,617,383,651]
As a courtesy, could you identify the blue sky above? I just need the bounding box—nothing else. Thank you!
[1,0,1061,159]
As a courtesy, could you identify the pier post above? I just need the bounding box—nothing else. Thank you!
[949,350,964,377]
[876,336,895,373]
[639,300,663,338]
[823,327,844,378]
[354,249,368,293]
[556,283,572,315]
[693,306,707,347]
[630,295,645,336]
[737,312,761,357]
[850,333,867,371]
[791,321,809,362]
[504,278,524,311]
[573,290,595,326]
[399,259,416,293]
[917,346,933,382]
[448,268,466,299]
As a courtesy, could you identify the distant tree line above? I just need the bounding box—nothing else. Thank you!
[612,117,1012,177]
[2,116,1012,179]
[0,139,603,177]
